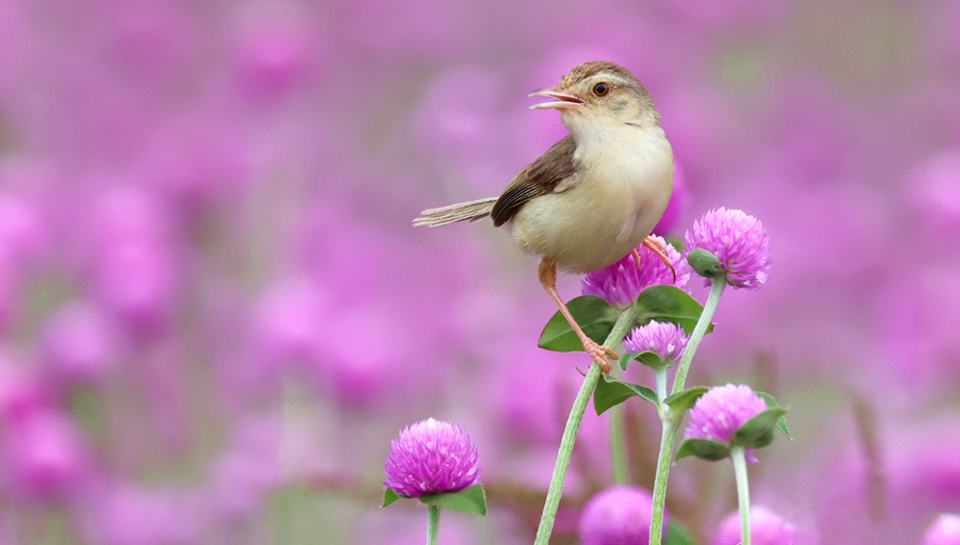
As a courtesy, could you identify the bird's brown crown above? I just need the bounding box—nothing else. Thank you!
[557,61,642,90]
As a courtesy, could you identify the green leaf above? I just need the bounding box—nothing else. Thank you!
[733,407,788,449]
[632,286,714,335]
[419,484,487,516]
[593,374,659,415]
[664,386,709,412]
[538,296,621,352]
[676,438,730,461]
[381,487,404,508]
[618,350,665,371]
[665,520,700,545]
[756,391,791,438]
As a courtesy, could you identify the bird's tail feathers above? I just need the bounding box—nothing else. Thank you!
[412,197,497,227]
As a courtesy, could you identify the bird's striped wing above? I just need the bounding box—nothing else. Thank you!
[491,136,577,227]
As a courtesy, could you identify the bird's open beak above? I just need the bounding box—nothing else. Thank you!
[528,88,584,110]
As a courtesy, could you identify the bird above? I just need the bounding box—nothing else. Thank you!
[413,61,675,372]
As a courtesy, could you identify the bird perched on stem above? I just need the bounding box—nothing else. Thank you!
[414,61,675,372]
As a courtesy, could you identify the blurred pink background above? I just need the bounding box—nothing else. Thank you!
[0,0,959,543]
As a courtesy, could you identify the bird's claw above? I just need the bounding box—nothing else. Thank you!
[583,339,618,373]
[639,238,677,283]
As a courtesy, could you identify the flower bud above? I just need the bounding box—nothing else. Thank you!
[687,248,723,279]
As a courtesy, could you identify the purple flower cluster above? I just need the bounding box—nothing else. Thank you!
[711,507,798,545]
[685,208,771,289]
[924,514,960,545]
[578,485,661,545]
[383,418,480,498]
[623,320,689,365]
[582,235,691,308]
[686,384,767,449]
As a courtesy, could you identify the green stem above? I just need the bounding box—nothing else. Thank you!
[670,279,726,395]
[648,420,677,545]
[654,368,668,402]
[427,505,440,545]
[609,405,628,484]
[533,308,638,545]
[649,278,727,545]
[731,447,752,545]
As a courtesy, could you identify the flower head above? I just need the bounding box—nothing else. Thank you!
[581,236,690,308]
[685,208,771,289]
[686,384,767,445]
[383,418,480,497]
[924,514,960,545]
[9,410,90,501]
[623,320,688,365]
[579,485,662,545]
[711,507,798,545]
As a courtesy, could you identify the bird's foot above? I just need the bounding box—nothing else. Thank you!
[641,237,677,283]
[583,338,618,373]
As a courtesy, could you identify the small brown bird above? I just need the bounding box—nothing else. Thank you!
[414,61,674,371]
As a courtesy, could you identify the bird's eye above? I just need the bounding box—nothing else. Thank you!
[593,82,608,96]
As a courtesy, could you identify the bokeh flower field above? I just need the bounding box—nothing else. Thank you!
[0,0,958,543]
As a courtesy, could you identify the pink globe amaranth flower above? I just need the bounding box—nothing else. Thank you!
[6,410,90,502]
[623,320,689,365]
[711,507,798,545]
[40,301,119,388]
[685,208,771,289]
[384,418,480,498]
[686,384,767,459]
[319,303,421,407]
[252,277,328,368]
[85,187,180,339]
[95,241,177,338]
[925,514,960,545]
[581,235,691,308]
[0,352,49,419]
[579,485,662,545]
[143,120,251,220]
[229,3,316,100]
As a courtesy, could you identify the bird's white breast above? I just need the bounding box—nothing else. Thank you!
[509,124,674,273]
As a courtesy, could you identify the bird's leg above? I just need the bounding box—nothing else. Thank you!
[641,237,676,283]
[538,258,618,372]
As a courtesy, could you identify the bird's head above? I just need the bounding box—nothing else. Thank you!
[529,61,658,136]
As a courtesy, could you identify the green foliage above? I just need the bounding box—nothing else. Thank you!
[733,407,788,449]
[538,287,712,353]
[664,387,709,412]
[665,520,700,545]
[676,438,731,462]
[632,286,712,335]
[756,391,791,438]
[593,374,659,415]
[381,488,403,508]
[619,350,665,371]
[419,484,488,516]
[538,296,620,351]
[383,485,489,516]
